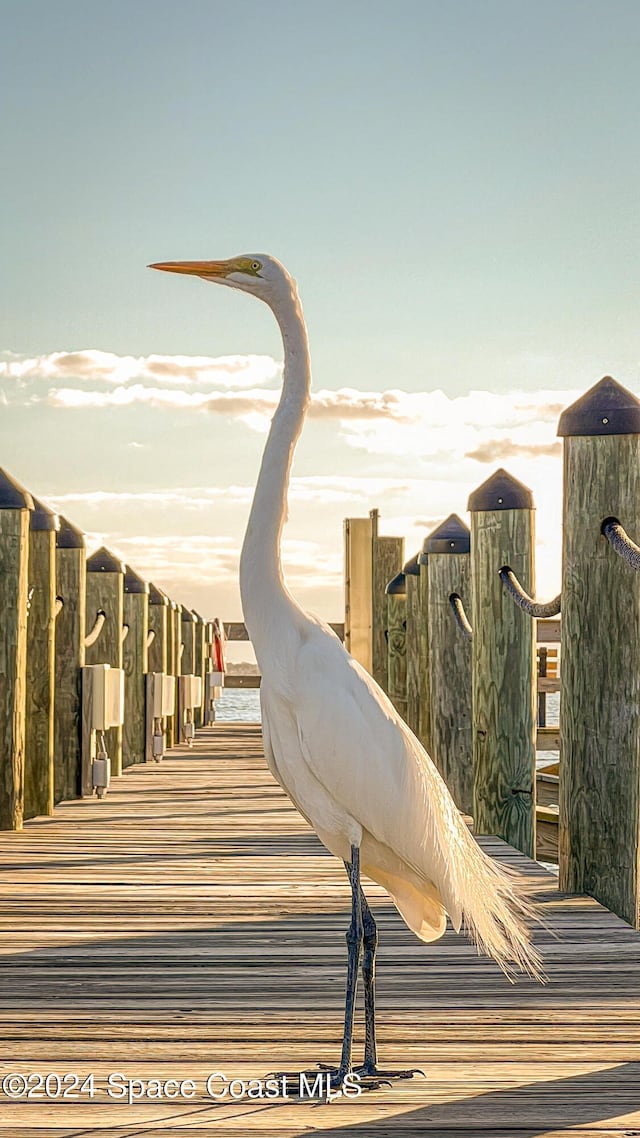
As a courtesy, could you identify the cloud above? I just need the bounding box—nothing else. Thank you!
[0,348,281,389]
[48,476,426,516]
[81,531,341,605]
[4,345,585,466]
[41,385,281,424]
[307,388,408,421]
[465,438,562,462]
[49,486,254,511]
[40,384,412,426]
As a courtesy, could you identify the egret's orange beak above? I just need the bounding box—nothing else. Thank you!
[148,260,232,277]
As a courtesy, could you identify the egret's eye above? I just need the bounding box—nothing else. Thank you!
[251,261,261,272]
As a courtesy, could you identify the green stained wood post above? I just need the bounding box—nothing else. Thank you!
[205,621,216,724]
[425,514,473,814]
[180,608,196,743]
[174,603,183,741]
[54,517,85,802]
[24,497,59,820]
[404,552,421,735]
[85,547,125,779]
[469,469,537,858]
[372,535,404,694]
[558,377,640,926]
[416,546,431,754]
[147,584,168,674]
[385,571,407,720]
[193,611,206,728]
[122,566,149,768]
[181,608,196,675]
[0,469,33,830]
[165,598,176,747]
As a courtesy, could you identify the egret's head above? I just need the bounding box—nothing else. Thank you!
[149,253,293,305]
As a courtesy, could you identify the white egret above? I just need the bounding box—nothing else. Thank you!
[150,254,542,1088]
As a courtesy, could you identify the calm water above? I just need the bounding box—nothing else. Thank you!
[214,688,261,723]
[214,690,560,743]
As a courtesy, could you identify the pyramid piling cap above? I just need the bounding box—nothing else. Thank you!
[56,516,85,549]
[385,570,406,596]
[557,376,640,437]
[402,552,420,576]
[424,513,470,555]
[468,468,534,512]
[124,565,149,594]
[30,495,60,532]
[182,607,196,623]
[148,582,169,606]
[0,467,34,511]
[86,546,125,574]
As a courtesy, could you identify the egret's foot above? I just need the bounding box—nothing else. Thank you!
[355,1063,425,1084]
[264,1067,352,1096]
[317,1061,424,1091]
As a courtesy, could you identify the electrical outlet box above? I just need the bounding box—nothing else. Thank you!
[83,664,125,731]
[179,674,202,709]
[149,672,175,717]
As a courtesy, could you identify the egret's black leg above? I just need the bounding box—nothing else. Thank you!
[355,884,425,1085]
[336,843,363,1078]
[359,887,379,1071]
[267,847,421,1094]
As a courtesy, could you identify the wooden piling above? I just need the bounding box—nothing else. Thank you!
[193,611,206,728]
[164,599,177,747]
[181,608,195,675]
[0,469,33,830]
[558,377,640,925]
[180,608,196,743]
[416,546,432,754]
[54,517,86,802]
[344,514,374,672]
[385,571,407,720]
[404,553,421,736]
[468,469,537,857]
[173,603,183,741]
[372,535,404,694]
[122,566,149,769]
[85,547,124,781]
[147,584,168,674]
[24,497,58,820]
[425,514,473,814]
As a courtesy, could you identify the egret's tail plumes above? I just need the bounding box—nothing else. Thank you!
[392,720,545,983]
[451,826,545,982]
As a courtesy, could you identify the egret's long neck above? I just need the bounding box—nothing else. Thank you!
[239,280,311,646]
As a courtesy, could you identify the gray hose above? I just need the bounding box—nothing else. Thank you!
[602,517,640,571]
[449,593,473,639]
[499,566,561,618]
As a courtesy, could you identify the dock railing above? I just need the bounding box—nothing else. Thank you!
[346,376,640,930]
[0,471,219,823]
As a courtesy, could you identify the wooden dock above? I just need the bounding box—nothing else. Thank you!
[0,723,639,1136]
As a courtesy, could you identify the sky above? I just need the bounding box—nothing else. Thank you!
[1,0,639,641]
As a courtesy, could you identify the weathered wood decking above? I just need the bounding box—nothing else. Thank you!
[0,723,639,1135]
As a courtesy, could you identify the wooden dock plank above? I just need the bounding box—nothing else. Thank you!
[0,723,638,1134]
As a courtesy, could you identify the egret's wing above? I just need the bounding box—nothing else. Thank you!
[287,623,542,979]
[290,628,461,907]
